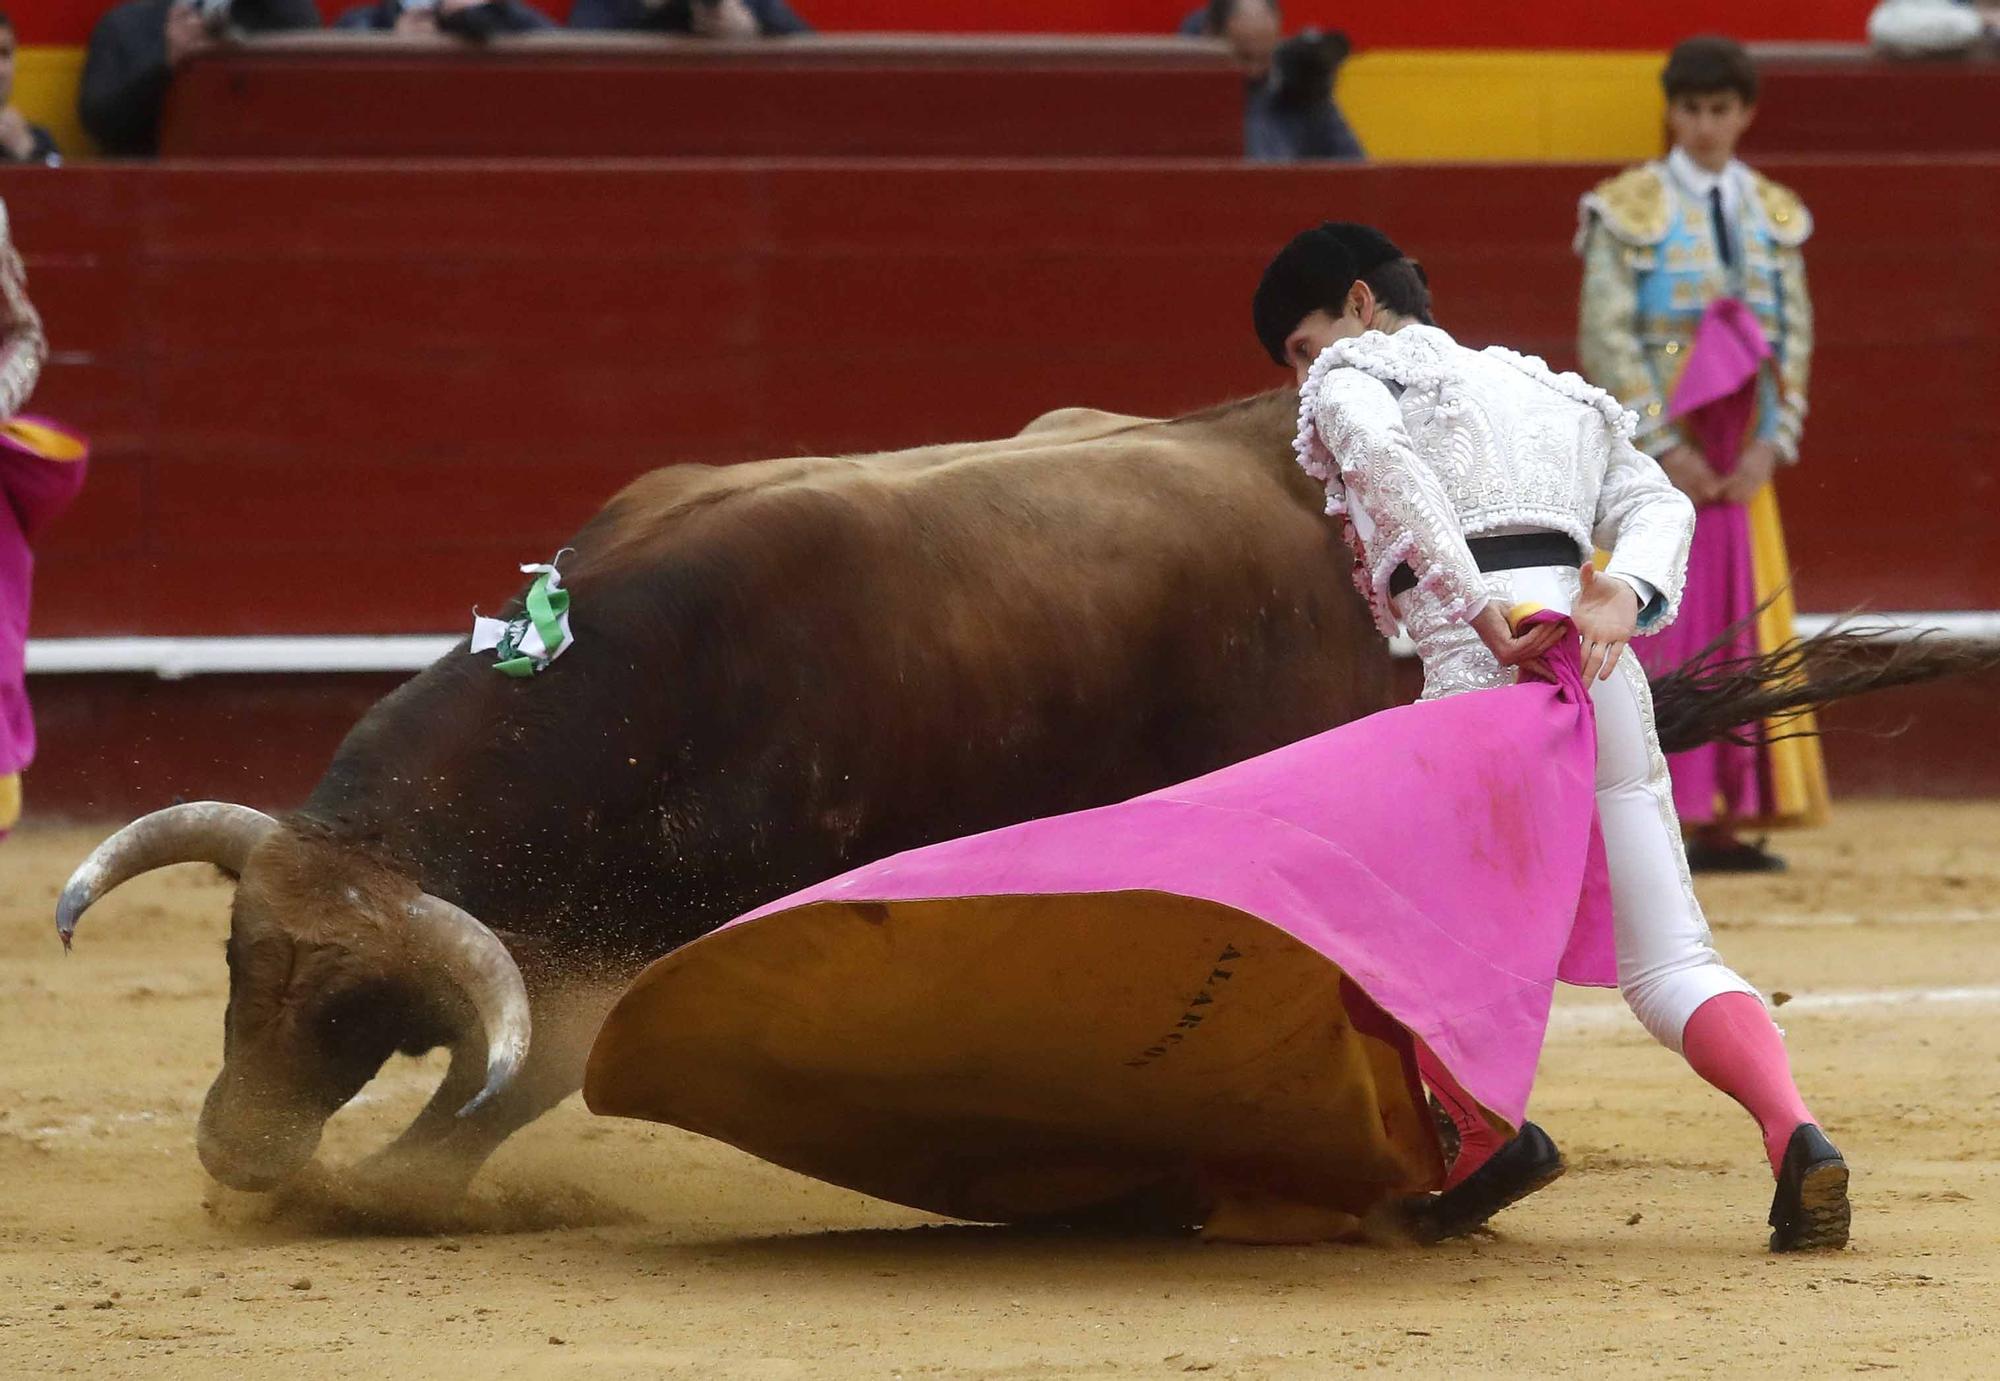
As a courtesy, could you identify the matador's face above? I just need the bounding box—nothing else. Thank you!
[1668,91,1757,173]
[1282,288,1386,384]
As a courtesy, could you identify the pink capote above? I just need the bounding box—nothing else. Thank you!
[1634,299,1771,820]
[1,439,89,780]
[586,617,1617,1221]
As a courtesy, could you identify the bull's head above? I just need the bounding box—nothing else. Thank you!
[55,803,530,1191]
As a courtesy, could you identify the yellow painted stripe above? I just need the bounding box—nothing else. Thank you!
[1340,50,1667,163]
[16,46,92,161]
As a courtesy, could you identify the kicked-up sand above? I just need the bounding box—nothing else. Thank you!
[2,802,1997,1378]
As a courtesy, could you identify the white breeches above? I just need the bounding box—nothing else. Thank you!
[1395,565,1759,1053]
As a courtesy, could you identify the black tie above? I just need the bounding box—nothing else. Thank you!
[1709,186,1735,269]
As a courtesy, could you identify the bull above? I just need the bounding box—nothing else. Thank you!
[57,392,1394,1195]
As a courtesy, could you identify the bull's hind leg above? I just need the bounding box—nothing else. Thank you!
[356,978,627,1199]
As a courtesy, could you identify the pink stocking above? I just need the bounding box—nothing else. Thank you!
[1417,1045,1507,1190]
[1680,991,1816,1176]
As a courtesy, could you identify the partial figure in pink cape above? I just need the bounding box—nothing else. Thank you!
[586,613,1616,1238]
[0,421,88,836]
[1632,298,1768,822]
[0,195,68,839]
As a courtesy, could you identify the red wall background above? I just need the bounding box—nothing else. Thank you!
[5,154,1995,812]
[19,0,1880,48]
[6,157,1996,644]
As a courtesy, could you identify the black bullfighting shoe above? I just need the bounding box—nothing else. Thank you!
[1404,1122,1566,1244]
[1768,1123,1851,1253]
[1686,836,1788,874]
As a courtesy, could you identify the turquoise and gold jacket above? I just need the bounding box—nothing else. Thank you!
[1575,159,1814,462]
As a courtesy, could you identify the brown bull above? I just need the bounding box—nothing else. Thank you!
[57,392,1393,1194]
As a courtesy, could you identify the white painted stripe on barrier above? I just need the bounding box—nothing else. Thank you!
[24,611,2000,679]
[1551,983,2000,1035]
[25,634,461,679]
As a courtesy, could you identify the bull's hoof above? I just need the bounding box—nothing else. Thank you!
[1768,1124,1850,1253]
[1401,1121,1565,1244]
[349,1146,483,1206]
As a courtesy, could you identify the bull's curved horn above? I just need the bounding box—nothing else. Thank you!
[403,893,532,1118]
[56,802,279,950]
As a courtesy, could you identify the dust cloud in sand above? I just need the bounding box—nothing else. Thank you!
[4,803,1999,1378]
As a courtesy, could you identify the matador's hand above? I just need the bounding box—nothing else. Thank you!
[1658,443,1722,506]
[1573,564,1639,683]
[1471,602,1563,684]
[1720,440,1781,506]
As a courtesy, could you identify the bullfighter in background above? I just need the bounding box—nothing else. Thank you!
[1577,34,1827,872]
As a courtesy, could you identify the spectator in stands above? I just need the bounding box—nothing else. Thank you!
[1867,0,1988,55]
[335,0,556,37]
[0,12,61,166]
[568,0,812,38]
[81,0,320,158]
[1180,0,1362,162]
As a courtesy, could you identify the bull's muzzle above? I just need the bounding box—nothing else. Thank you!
[195,1075,323,1192]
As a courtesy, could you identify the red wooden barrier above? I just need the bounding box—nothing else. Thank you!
[18,0,1880,49]
[157,35,1242,160]
[28,661,1999,819]
[6,157,1994,641]
[1745,58,2000,158]
[153,38,2000,163]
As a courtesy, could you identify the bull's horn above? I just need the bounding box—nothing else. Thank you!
[55,802,279,950]
[404,893,532,1118]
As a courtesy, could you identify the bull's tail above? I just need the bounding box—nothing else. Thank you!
[1648,619,2000,757]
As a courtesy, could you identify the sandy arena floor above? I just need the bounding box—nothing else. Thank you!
[3,802,1998,1378]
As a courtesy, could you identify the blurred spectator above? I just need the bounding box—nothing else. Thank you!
[81,0,320,158]
[335,0,556,37]
[1868,0,1986,55]
[568,0,812,37]
[0,11,61,166]
[1180,0,1363,162]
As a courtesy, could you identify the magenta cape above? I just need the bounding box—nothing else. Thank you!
[1636,299,1772,820]
[586,626,1614,1225]
[1,428,90,781]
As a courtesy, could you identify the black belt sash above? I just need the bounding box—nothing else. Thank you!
[1387,532,1583,598]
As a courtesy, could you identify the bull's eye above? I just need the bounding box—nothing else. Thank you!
[312,984,401,1064]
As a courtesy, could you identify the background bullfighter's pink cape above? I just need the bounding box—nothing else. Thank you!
[587,623,1615,1225]
[1635,299,1771,820]
[2,431,90,784]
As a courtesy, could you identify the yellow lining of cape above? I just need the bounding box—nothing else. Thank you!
[1747,485,1831,828]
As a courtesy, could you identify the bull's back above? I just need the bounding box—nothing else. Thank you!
[319,401,1388,951]
[579,411,1386,834]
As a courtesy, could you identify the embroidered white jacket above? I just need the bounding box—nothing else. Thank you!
[1294,323,1694,639]
[0,202,45,420]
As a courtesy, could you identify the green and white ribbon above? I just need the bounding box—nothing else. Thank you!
[470,557,575,678]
